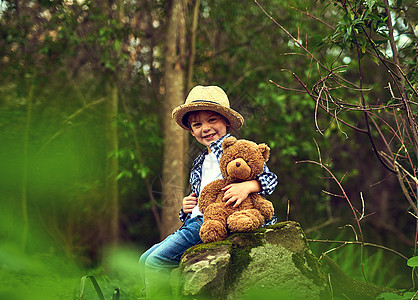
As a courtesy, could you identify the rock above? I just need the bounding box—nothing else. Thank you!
[174,221,332,299]
[177,245,230,297]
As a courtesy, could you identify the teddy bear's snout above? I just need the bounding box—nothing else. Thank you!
[227,158,251,180]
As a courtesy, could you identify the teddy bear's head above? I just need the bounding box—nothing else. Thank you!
[219,137,270,182]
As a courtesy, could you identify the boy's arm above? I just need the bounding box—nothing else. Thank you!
[179,192,198,222]
[256,164,278,196]
[179,191,197,222]
[179,207,188,222]
[223,180,261,208]
[180,157,201,222]
[223,164,278,207]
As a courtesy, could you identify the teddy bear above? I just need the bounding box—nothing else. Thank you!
[198,136,275,243]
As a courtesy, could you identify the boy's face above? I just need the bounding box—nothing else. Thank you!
[188,110,230,149]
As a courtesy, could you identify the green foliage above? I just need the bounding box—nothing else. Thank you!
[0,237,141,299]
[325,0,392,62]
[242,286,305,300]
[0,239,80,299]
[252,2,416,292]
[377,292,418,300]
[79,276,106,300]
[407,256,418,268]
[309,226,411,289]
[0,0,164,258]
[79,276,123,300]
[0,0,416,297]
[329,245,402,287]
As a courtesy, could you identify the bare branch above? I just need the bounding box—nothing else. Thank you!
[288,5,335,30]
[290,72,368,133]
[296,159,365,242]
[269,79,305,93]
[308,239,409,261]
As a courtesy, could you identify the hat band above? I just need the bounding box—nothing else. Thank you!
[191,99,222,105]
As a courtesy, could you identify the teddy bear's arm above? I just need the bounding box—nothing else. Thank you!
[198,179,227,213]
[250,193,274,220]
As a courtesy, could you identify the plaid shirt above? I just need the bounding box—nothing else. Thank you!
[179,134,278,224]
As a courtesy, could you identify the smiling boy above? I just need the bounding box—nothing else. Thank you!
[139,85,278,298]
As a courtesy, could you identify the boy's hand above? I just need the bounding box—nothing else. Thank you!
[182,193,197,214]
[222,180,261,208]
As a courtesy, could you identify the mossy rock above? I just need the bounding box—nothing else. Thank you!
[175,221,332,299]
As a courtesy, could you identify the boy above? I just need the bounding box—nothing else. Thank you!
[139,85,278,298]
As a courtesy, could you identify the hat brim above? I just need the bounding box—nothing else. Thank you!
[172,102,244,131]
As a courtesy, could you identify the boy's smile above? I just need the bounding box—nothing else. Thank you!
[188,110,230,150]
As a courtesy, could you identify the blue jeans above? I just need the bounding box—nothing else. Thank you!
[139,215,203,298]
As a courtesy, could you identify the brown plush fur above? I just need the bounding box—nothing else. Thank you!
[199,137,275,243]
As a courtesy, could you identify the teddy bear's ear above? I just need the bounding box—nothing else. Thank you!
[258,144,270,162]
[222,136,238,150]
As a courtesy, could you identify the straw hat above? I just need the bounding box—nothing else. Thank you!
[172,85,244,131]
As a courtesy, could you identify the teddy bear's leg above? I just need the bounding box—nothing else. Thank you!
[199,203,228,243]
[252,196,274,220]
[227,209,264,233]
[200,220,227,243]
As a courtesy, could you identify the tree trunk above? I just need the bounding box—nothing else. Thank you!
[186,0,200,92]
[160,0,187,239]
[100,0,124,247]
[104,78,119,245]
[20,80,35,251]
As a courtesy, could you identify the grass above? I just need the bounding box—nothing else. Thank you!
[0,220,413,300]
[0,242,143,300]
[308,231,412,290]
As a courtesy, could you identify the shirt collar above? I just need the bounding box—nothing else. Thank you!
[192,133,232,170]
[207,133,231,160]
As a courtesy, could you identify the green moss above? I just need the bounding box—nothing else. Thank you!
[180,231,266,292]
[182,221,300,261]
[291,251,333,299]
[226,231,264,288]
[182,240,233,259]
[183,224,305,288]
[265,220,301,230]
[266,221,310,244]
[292,252,326,286]
[179,224,333,299]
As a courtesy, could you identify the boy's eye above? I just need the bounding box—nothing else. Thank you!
[209,117,218,122]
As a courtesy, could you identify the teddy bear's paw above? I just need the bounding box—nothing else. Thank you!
[200,220,228,243]
[264,207,274,220]
[259,201,274,220]
[227,210,263,232]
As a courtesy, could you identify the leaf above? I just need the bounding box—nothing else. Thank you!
[319,2,331,15]
[376,292,417,299]
[367,0,376,10]
[114,40,122,52]
[377,293,400,299]
[376,292,402,299]
[79,275,105,300]
[407,256,418,267]
[113,288,120,300]
[138,167,150,179]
